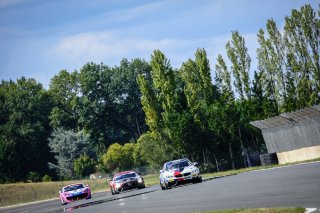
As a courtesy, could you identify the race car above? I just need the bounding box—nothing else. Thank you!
[59,183,91,205]
[159,158,202,190]
[109,171,145,195]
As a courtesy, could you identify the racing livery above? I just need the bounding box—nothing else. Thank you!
[109,171,145,195]
[159,158,202,190]
[59,183,91,205]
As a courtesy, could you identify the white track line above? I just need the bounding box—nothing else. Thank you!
[305,208,317,213]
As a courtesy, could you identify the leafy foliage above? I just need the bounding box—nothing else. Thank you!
[136,132,176,169]
[41,174,52,182]
[0,78,53,182]
[74,154,96,178]
[48,128,91,179]
[101,143,135,172]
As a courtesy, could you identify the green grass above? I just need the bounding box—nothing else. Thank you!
[196,207,305,213]
[0,178,107,207]
[1,158,319,207]
[143,173,160,186]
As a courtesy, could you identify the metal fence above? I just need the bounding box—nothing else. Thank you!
[250,105,320,153]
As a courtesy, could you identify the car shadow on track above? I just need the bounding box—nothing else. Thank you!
[52,188,158,213]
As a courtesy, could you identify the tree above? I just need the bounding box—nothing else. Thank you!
[136,131,176,169]
[48,70,80,130]
[74,154,96,178]
[137,75,162,132]
[150,50,178,121]
[211,55,238,169]
[195,48,214,104]
[256,28,280,114]
[226,31,251,100]
[0,78,53,182]
[79,60,151,153]
[284,4,319,107]
[48,128,91,179]
[179,49,216,162]
[101,143,135,171]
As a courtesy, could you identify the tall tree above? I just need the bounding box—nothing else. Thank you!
[226,31,251,100]
[79,59,150,152]
[256,28,279,114]
[284,4,319,107]
[137,75,162,132]
[266,19,287,108]
[181,49,215,129]
[150,50,177,114]
[0,78,53,181]
[212,55,238,170]
[225,32,253,167]
[195,48,214,104]
[49,70,80,130]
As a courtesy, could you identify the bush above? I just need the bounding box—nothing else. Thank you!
[137,131,176,169]
[42,174,52,182]
[27,172,40,182]
[74,154,96,178]
[101,143,135,172]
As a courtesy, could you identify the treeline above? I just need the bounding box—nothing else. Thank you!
[0,4,319,182]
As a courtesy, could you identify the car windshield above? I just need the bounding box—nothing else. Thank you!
[166,160,191,170]
[63,184,84,192]
[114,173,136,181]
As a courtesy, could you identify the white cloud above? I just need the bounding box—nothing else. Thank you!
[52,32,183,66]
[50,30,260,85]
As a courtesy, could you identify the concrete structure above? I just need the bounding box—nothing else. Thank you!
[250,105,320,164]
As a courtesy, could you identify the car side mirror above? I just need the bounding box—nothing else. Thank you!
[138,172,141,175]
[85,184,88,187]
[159,169,163,173]
[193,162,198,166]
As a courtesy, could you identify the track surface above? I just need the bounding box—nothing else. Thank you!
[1,162,320,213]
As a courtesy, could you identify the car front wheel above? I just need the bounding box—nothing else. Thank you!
[138,184,145,189]
[160,181,166,190]
[111,187,115,195]
[60,198,67,205]
[193,176,202,183]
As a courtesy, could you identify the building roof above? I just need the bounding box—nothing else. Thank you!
[250,105,320,130]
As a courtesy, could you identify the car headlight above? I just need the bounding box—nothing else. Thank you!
[115,183,121,188]
[64,192,71,196]
[138,177,143,183]
[192,168,199,174]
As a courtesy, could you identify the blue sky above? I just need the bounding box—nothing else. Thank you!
[0,0,318,88]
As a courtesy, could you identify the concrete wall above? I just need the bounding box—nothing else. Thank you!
[276,145,320,164]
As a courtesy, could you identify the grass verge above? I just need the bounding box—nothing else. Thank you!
[196,207,305,213]
[0,178,107,207]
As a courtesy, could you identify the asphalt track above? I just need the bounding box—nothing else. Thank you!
[1,162,320,213]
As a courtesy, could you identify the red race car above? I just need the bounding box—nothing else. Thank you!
[109,171,145,195]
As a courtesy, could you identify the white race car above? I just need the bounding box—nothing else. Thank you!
[159,158,202,190]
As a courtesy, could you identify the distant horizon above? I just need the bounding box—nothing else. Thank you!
[0,0,318,88]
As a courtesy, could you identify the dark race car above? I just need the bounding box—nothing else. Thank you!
[109,171,145,195]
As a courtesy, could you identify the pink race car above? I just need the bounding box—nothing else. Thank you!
[59,183,91,205]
